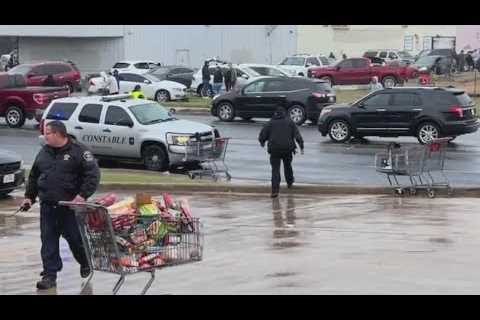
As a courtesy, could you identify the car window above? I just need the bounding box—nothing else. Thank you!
[379,52,388,58]
[306,57,320,66]
[362,93,391,107]
[280,57,305,66]
[134,63,150,69]
[170,68,182,74]
[319,56,330,65]
[78,104,103,124]
[264,80,288,92]
[46,102,78,120]
[391,93,421,106]
[338,60,354,68]
[105,106,133,127]
[113,62,130,69]
[119,73,145,82]
[364,51,378,57]
[148,63,159,69]
[388,52,398,59]
[32,65,48,76]
[352,59,368,68]
[243,80,266,93]
[179,68,193,73]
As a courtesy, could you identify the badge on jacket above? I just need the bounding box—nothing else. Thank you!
[83,151,94,162]
[64,154,71,161]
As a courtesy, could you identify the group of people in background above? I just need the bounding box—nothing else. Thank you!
[202,61,238,97]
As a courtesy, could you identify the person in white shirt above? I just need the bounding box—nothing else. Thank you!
[105,71,119,94]
[369,76,383,92]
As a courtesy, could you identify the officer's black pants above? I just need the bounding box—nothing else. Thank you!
[40,203,89,279]
[270,152,294,194]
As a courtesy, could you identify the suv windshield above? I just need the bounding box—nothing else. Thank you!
[143,74,160,82]
[7,64,32,75]
[129,103,175,124]
[280,57,305,66]
[416,56,438,65]
[397,51,413,59]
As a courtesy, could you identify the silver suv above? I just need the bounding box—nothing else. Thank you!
[39,94,218,171]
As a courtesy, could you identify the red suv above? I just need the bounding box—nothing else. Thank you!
[7,61,81,93]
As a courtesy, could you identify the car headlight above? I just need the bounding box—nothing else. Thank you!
[167,133,191,145]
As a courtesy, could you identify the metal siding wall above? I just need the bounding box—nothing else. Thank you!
[18,37,124,73]
[0,25,124,37]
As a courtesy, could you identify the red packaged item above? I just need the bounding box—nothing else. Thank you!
[153,257,165,266]
[94,193,118,207]
[139,253,160,264]
[163,193,177,210]
[130,229,147,245]
[180,199,195,232]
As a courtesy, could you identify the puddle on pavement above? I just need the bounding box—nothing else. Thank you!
[265,272,297,278]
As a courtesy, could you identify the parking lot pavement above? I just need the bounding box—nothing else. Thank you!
[2,190,480,294]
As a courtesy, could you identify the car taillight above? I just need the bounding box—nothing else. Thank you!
[33,93,46,105]
[39,119,45,134]
[449,105,464,118]
[312,92,326,98]
[89,80,95,86]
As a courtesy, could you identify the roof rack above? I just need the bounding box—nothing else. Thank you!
[100,94,132,102]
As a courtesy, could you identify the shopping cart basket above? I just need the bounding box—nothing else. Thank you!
[183,137,231,181]
[59,201,204,295]
[374,138,453,198]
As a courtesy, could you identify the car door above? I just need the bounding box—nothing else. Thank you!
[73,103,105,153]
[130,74,155,99]
[257,79,290,117]
[50,64,68,86]
[351,59,372,84]
[101,105,139,158]
[118,73,138,94]
[350,92,392,133]
[26,65,47,86]
[234,79,268,116]
[387,93,423,132]
[335,59,355,84]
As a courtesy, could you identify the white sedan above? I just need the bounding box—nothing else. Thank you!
[118,73,187,102]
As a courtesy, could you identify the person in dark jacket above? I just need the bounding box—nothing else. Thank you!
[213,66,223,95]
[113,69,120,88]
[201,60,211,97]
[22,120,100,290]
[258,107,304,198]
[43,74,56,87]
[466,52,474,71]
[329,52,336,60]
[458,50,466,73]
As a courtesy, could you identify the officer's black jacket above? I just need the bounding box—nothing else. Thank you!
[25,139,100,203]
[258,110,304,154]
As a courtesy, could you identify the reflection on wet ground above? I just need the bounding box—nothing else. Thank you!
[2,191,480,294]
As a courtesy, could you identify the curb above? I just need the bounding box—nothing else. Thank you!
[98,182,480,197]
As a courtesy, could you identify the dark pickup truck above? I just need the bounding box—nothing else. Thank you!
[0,73,69,128]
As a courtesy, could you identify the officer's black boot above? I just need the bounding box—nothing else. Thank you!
[36,276,56,290]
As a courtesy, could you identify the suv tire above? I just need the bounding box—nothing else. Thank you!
[382,76,397,88]
[155,90,171,102]
[288,104,306,126]
[416,122,441,144]
[5,105,26,128]
[217,102,235,122]
[328,119,352,143]
[143,144,168,171]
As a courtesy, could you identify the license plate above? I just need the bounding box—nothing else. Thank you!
[3,174,14,184]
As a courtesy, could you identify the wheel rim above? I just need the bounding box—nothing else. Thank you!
[7,109,20,125]
[384,78,395,88]
[219,104,232,120]
[419,124,438,143]
[289,106,304,124]
[157,92,168,102]
[145,150,163,170]
[330,121,349,141]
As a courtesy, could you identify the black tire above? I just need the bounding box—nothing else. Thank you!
[328,119,352,143]
[142,144,168,171]
[320,76,333,86]
[217,101,235,122]
[155,90,171,102]
[0,190,13,198]
[241,116,253,121]
[198,84,213,97]
[5,105,26,128]
[298,72,305,77]
[416,122,441,144]
[287,104,306,126]
[382,76,397,88]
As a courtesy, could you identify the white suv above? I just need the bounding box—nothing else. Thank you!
[111,61,161,75]
[278,54,331,77]
[39,94,218,171]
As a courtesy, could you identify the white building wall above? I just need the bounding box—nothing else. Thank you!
[0,25,124,37]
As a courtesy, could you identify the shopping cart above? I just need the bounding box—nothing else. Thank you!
[58,201,203,295]
[374,138,453,198]
[183,137,231,181]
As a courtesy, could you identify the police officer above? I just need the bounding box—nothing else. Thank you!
[259,107,304,198]
[22,120,100,290]
[130,85,145,99]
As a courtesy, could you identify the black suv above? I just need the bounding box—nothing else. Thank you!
[318,87,479,144]
[211,76,336,125]
[0,149,25,198]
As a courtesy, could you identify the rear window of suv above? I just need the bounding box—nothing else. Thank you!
[454,92,473,106]
[113,63,130,69]
[46,102,78,120]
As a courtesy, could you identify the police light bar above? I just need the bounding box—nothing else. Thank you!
[100,94,132,102]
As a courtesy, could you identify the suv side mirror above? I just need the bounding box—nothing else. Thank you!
[144,80,150,84]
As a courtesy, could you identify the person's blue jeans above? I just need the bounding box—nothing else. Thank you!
[201,80,212,96]
[213,82,222,95]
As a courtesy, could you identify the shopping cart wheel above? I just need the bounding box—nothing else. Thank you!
[427,189,435,198]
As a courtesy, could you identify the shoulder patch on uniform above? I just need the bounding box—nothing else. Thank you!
[83,151,94,162]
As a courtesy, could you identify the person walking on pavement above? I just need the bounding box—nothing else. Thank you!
[113,69,120,89]
[201,60,211,97]
[213,66,224,95]
[106,71,119,95]
[259,107,304,198]
[130,85,145,99]
[458,50,466,73]
[466,52,474,71]
[224,63,237,92]
[22,120,100,290]
[369,76,383,92]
